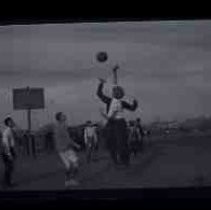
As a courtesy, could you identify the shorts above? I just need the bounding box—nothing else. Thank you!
[59,149,78,169]
[1,147,16,160]
[85,137,97,148]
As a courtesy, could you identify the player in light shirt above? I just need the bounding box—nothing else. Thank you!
[1,117,17,188]
[84,121,98,163]
[53,112,81,187]
[97,75,138,167]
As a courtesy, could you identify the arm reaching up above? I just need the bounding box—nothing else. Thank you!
[96,78,111,105]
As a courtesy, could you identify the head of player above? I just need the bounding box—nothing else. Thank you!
[4,117,15,128]
[55,112,67,124]
[112,85,125,100]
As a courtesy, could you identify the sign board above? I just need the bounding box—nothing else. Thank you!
[13,87,45,110]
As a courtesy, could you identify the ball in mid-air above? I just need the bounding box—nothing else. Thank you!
[96,51,108,63]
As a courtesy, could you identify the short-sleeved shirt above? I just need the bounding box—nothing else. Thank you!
[53,122,72,152]
[2,127,15,148]
[107,98,123,119]
[84,126,97,144]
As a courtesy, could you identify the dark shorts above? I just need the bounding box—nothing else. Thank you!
[105,118,128,152]
[1,147,16,185]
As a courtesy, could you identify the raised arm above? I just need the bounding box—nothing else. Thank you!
[122,99,138,111]
[96,79,111,105]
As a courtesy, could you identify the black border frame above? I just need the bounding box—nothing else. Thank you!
[1,8,211,208]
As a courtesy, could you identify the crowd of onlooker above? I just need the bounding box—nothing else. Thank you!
[0,117,148,159]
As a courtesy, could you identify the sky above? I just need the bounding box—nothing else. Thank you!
[0,20,211,129]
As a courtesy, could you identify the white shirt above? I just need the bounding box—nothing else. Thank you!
[107,98,123,119]
[84,126,97,144]
[2,127,15,152]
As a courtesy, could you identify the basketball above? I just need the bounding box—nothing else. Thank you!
[96,51,108,63]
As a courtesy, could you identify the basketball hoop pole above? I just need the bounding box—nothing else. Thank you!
[26,86,32,133]
[27,107,31,133]
[26,106,36,158]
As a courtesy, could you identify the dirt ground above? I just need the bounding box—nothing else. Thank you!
[1,133,211,190]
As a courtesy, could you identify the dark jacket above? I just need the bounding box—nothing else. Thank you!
[96,82,138,114]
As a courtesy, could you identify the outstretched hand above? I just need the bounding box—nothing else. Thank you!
[127,95,138,107]
[127,95,137,103]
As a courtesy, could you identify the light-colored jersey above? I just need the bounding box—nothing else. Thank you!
[107,98,123,119]
[2,127,15,148]
[84,126,97,144]
[53,122,72,152]
[1,127,15,155]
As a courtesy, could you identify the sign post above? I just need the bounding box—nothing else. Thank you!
[26,86,31,133]
[13,87,45,157]
[27,108,31,133]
